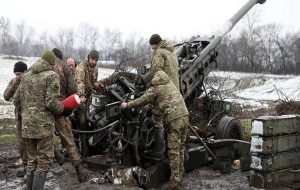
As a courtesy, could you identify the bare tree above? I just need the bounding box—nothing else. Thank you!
[50,28,75,58]
[76,22,99,60]
[0,17,12,54]
[291,33,300,74]
[14,20,35,56]
[99,28,122,61]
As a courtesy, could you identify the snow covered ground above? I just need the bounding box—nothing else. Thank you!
[207,71,300,110]
[1,56,300,119]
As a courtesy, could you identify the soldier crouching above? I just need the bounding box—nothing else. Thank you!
[13,50,66,190]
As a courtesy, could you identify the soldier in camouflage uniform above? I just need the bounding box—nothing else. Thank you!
[142,34,180,158]
[52,48,88,182]
[75,50,104,102]
[120,71,189,189]
[143,34,179,88]
[4,61,28,176]
[13,50,67,190]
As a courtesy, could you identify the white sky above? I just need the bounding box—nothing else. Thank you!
[0,0,299,39]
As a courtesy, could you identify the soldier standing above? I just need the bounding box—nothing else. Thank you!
[141,34,180,158]
[13,50,69,190]
[52,48,88,182]
[143,34,179,88]
[121,71,189,190]
[75,50,104,102]
[4,61,28,177]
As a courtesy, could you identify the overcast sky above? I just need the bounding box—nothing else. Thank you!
[0,0,299,39]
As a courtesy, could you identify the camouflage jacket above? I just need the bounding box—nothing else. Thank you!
[4,77,21,102]
[4,77,22,122]
[128,70,188,123]
[75,59,98,97]
[13,59,64,139]
[53,58,77,100]
[142,40,179,89]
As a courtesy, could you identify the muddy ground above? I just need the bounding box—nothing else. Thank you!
[0,103,297,190]
[0,141,293,190]
[0,141,252,190]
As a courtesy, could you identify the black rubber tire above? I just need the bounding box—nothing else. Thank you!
[215,116,243,140]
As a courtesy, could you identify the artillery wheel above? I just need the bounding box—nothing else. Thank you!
[140,117,154,148]
[108,122,129,153]
[215,116,243,140]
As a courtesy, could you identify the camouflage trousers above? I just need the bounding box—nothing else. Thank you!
[26,135,54,172]
[167,116,189,183]
[55,117,82,166]
[16,118,27,163]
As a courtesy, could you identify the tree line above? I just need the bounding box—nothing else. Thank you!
[0,16,299,74]
[0,17,152,69]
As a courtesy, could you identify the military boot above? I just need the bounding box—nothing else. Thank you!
[32,171,47,190]
[75,162,89,182]
[25,171,34,190]
[152,127,166,159]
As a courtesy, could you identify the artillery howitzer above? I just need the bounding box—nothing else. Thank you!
[70,0,266,188]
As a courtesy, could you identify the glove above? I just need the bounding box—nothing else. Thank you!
[61,108,73,117]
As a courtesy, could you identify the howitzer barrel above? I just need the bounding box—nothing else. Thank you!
[216,0,266,38]
[179,0,266,101]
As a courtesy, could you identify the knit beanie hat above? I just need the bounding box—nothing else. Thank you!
[149,34,162,45]
[52,48,63,60]
[88,50,99,61]
[41,50,56,65]
[13,61,27,73]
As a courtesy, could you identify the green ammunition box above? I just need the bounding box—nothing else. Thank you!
[250,166,300,189]
[251,115,300,137]
[251,134,300,154]
[251,150,300,172]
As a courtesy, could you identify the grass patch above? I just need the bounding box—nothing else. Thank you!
[239,118,252,142]
[0,134,16,144]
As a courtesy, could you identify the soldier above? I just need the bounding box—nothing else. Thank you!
[13,50,70,190]
[66,57,76,75]
[4,61,28,177]
[141,34,180,158]
[120,71,189,190]
[75,50,104,103]
[143,34,179,88]
[52,48,88,182]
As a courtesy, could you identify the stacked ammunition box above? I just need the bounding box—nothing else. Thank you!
[249,115,300,189]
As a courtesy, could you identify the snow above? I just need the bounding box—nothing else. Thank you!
[234,76,300,101]
[250,136,263,153]
[256,114,299,120]
[251,120,264,136]
[1,57,300,119]
[250,155,262,170]
[208,71,300,108]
